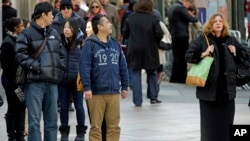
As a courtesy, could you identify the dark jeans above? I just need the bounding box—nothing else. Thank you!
[58,84,85,126]
[170,36,189,83]
[131,69,158,105]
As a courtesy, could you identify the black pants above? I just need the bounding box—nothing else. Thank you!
[1,75,26,114]
[170,36,189,83]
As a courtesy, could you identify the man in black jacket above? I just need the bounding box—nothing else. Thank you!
[168,0,198,83]
[15,2,65,141]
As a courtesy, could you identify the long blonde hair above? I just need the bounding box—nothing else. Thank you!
[202,13,230,37]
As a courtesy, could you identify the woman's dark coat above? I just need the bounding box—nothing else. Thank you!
[185,34,249,101]
[122,12,163,70]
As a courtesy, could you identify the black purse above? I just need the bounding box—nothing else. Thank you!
[236,58,250,86]
[16,65,27,85]
[15,37,47,86]
[159,41,172,50]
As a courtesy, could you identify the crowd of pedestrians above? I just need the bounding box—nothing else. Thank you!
[1,0,248,141]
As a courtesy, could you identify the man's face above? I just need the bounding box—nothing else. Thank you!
[43,11,54,26]
[99,0,109,5]
[99,16,112,35]
[61,6,73,19]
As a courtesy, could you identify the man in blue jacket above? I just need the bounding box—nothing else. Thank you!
[79,14,129,141]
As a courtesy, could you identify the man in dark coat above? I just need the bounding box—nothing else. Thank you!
[52,0,85,35]
[2,0,17,39]
[168,0,198,83]
[15,2,65,140]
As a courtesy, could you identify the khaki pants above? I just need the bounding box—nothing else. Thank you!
[87,94,121,141]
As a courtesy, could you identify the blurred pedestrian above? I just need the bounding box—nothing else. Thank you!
[87,0,106,20]
[2,0,17,39]
[58,18,87,141]
[1,17,26,141]
[52,0,86,35]
[185,13,249,141]
[80,14,129,141]
[72,0,88,18]
[100,0,121,40]
[122,0,163,106]
[15,2,65,140]
[187,4,202,43]
[53,0,61,16]
[168,0,198,83]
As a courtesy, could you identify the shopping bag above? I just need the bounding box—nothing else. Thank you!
[186,56,214,87]
[76,72,84,92]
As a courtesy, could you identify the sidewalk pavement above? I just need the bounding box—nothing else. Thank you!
[0,77,249,141]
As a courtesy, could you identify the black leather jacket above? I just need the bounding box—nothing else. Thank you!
[15,21,65,84]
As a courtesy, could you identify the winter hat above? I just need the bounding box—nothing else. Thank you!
[32,2,53,20]
[60,0,73,10]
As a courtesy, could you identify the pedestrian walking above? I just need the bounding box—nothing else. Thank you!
[185,13,249,141]
[1,17,26,141]
[15,2,65,141]
[99,0,121,40]
[79,14,129,141]
[168,0,198,83]
[58,18,88,141]
[122,0,163,106]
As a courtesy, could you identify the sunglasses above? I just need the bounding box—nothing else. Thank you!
[91,6,99,9]
[61,6,72,10]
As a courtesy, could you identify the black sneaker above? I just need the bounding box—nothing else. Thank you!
[150,99,162,104]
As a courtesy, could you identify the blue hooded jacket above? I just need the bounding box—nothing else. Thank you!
[79,35,129,94]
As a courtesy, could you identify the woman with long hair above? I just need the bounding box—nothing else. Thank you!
[58,18,87,141]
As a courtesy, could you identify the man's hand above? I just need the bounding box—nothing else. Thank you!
[121,90,128,99]
[85,90,92,100]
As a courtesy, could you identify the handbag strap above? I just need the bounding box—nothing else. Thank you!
[33,37,47,59]
[204,34,210,46]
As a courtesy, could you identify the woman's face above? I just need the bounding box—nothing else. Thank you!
[55,0,61,9]
[63,22,73,39]
[91,2,100,14]
[212,16,223,34]
[85,21,93,37]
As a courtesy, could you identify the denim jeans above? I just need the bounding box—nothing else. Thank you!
[25,82,58,141]
[131,69,158,105]
[58,84,85,126]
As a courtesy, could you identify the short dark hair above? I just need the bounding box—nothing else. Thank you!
[91,14,106,34]
[32,2,53,20]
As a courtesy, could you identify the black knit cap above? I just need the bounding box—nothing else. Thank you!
[60,0,73,10]
[32,2,53,20]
